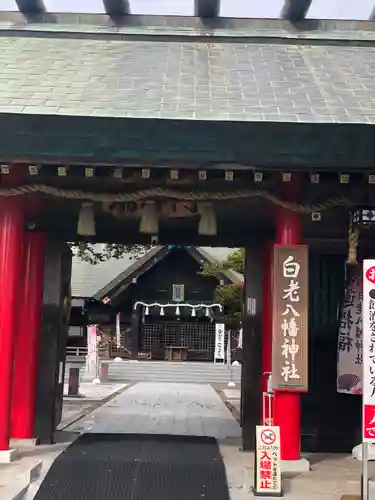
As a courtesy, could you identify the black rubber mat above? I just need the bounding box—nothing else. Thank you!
[34,433,230,500]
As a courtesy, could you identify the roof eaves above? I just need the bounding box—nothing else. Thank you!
[93,246,165,301]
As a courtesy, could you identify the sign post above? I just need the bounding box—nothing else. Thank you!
[254,426,283,497]
[361,260,375,500]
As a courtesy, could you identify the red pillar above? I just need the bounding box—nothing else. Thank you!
[11,232,45,439]
[273,192,302,461]
[0,198,24,450]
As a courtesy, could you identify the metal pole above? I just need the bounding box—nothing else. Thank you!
[362,441,369,500]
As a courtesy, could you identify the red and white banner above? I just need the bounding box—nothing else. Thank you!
[362,261,375,441]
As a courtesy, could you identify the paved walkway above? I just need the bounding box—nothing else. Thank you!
[2,382,369,499]
[59,382,127,429]
[63,381,369,500]
[65,382,241,440]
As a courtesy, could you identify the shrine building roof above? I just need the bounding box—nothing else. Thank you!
[71,245,242,299]
[0,1,375,124]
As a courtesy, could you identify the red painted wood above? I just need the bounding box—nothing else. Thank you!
[0,198,24,450]
[273,175,303,461]
[11,232,45,440]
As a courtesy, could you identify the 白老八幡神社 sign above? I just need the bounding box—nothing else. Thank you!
[271,246,308,392]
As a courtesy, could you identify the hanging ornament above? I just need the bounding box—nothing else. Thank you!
[160,307,165,316]
[175,306,180,316]
[140,201,159,234]
[145,306,150,315]
[198,202,217,236]
[77,202,96,236]
[205,307,210,317]
[191,308,196,317]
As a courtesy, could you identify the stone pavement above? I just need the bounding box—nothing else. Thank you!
[59,382,127,429]
[63,381,371,500]
[1,382,372,499]
[0,382,127,499]
[65,382,241,438]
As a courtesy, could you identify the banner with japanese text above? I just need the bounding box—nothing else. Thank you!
[337,272,363,395]
[214,323,225,361]
[271,246,309,391]
[362,260,375,441]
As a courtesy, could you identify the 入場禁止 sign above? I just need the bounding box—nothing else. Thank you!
[254,426,282,497]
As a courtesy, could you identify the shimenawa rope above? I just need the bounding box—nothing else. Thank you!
[0,183,352,214]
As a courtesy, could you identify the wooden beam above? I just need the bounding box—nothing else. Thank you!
[281,0,312,22]
[194,0,220,18]
[102,0,130,16]
[241,244,263,450]
[15,0,45,14]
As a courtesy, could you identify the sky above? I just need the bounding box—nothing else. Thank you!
[1,0,375,20]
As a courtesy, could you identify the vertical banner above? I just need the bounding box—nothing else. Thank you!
[116,312,121,348]
[86,324,98,378]
[226,330,232,366]
[237,327,243,349]
[337,273,363,394]
[214,323,225,361]
[362,261,375,441]
[272,246,309,391]
[254,426,282,497]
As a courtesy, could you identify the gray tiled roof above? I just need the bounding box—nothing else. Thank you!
[71,246,242,298]
[1,35,375,123]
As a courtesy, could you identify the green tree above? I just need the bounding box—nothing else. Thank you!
[71,243,150,265]
[200,249,244,328]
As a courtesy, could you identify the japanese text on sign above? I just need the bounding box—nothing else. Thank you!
[214,323,225,361]
[362,261,375,441]
[337,274,363,395]
[272,246,308,391]
[254,426,282,496]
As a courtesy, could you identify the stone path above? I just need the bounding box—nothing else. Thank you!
[63,381,370,500]
[59,382,127,429]
[2,381,370,499]
[65,382,241,439]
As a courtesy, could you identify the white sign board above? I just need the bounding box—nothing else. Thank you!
[362,261,375,442]
[214,323,225,361]
[86,324,98,378]
[254,426,282,497]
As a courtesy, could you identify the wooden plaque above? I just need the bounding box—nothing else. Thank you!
[271,245,308,391]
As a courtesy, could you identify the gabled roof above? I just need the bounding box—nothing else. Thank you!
[71,245,243,299]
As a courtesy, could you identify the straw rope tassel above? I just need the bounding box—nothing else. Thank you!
[77,202,96,236]
[347,216,359,266]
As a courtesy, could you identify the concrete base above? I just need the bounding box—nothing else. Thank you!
[0,448,18,463]
[10,438,39,449]
[281,458,310,473]
[352,443,375,461]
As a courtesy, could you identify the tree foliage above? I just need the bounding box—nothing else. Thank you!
[71,243,150,265]
[200,249,244,328]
